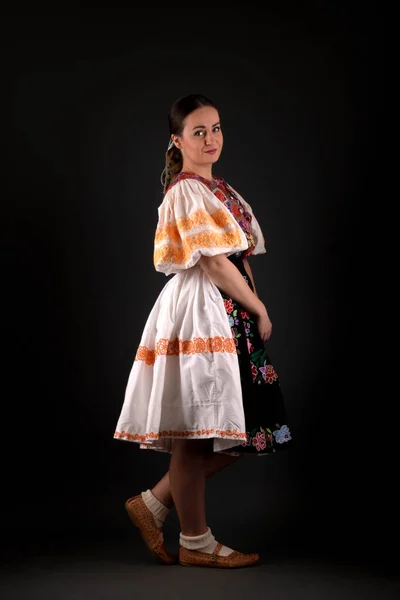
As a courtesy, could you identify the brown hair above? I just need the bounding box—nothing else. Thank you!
[161,94,218,194]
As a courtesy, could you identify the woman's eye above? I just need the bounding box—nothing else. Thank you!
[194,127,221,137]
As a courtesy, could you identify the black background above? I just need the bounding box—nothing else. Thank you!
[3,2,392,574]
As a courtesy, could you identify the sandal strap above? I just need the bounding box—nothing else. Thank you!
[213,542,223,556]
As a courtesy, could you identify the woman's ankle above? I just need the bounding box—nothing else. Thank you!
[180,527,233,556]
[180,526,209,537]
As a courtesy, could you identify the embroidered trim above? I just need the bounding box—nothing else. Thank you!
[154,229,242,268]
[114,428,247,443]
[154,209,243,268]
[240,424,291,450]
[165,171,221,194]
[135,336,236,366]
[155,207,232,244]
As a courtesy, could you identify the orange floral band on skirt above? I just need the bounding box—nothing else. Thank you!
[114,428,247,443]
[135,336,236,366]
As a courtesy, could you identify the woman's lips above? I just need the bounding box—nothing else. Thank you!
[205,149,217,154]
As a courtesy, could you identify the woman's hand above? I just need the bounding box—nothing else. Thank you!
[255,304,272,342]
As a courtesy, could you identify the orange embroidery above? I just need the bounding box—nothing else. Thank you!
[155,222,182,244]
[178,207,231,231]
[114,428,247,443]
[154,208,232,244]
[154,207,243,268]
[154,228,242,268]
[134,336,236,366]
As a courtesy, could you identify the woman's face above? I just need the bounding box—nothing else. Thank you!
[172,106,223,168]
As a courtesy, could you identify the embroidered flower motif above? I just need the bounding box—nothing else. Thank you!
[210,336,224,352]
[273,425,291,444]
[167,339,178,355]
[224,299,234,313]
[250,361,258,382]
[193,337,206,353]
[246,337,254,353]
[156,338,169,355]
[259,363,278,384]
[232,310,240,325]
[229,315,234,327]
[181,340,194,354]
[223,338,236,352]
[240,432,252,447]
[241,310,250,319]
[252,432,266,451]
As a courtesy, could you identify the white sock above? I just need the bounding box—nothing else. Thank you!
[141,489,169,528]
[180,527,233,557]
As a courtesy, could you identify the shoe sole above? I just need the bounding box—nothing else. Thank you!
[179,559,259,569]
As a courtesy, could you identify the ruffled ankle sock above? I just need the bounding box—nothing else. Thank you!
[180,527,233,557]
[141,489,170,528]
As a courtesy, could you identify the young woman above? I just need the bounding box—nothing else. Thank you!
[114,94,292,568]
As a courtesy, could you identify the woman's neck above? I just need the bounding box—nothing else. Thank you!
[181,162,213,182]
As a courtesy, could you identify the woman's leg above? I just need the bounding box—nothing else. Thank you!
[167,439,251,560]
[134,442,258,565]
[152,447,241,512]
[167,438,210,536]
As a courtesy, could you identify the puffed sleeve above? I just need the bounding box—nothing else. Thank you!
[154,178,249,275]
[225,183,266,256]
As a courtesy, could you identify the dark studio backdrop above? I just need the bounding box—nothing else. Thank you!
[3,2,390,573]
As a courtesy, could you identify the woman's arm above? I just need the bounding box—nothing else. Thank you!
[243,258,258,297]
[199,254,264,316]
[199,254,272,340]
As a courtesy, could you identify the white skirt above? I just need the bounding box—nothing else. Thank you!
[114,265,247,453]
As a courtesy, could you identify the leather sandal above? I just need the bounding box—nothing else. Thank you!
[179,542,259,568]
[125,494,177,565]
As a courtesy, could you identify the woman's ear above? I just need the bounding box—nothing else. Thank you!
[171,134,182,150]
